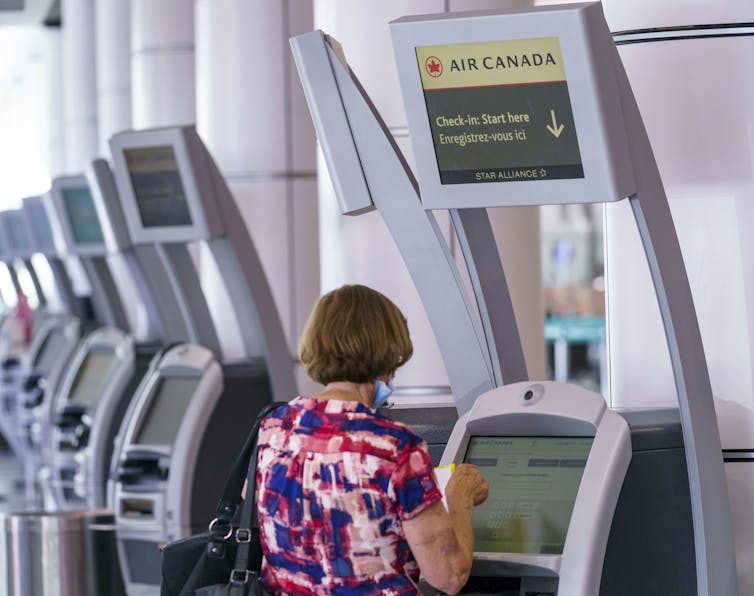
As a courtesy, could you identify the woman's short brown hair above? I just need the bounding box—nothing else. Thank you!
[299,285,413,385]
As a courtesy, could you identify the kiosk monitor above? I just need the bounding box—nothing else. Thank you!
[464,435,592,555]
[68,349,117,405]
[61,186,105,246]
[32,327,68,376]
[49,176,109,257]
[132,376,200,446]
[23,197,57,255]
[109,127,225,245]
[124,146,193,229]
[2,211,33,256]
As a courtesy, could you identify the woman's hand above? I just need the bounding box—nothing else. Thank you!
[446,463,489,508]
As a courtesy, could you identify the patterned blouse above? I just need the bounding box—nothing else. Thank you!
[255,396,442,595]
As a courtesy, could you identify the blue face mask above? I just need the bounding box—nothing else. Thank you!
[373,379,394,409]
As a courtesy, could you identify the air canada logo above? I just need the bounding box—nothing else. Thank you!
[425,56,443,78]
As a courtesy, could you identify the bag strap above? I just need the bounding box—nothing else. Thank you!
[227,413,267,590]
[214,401,287,521]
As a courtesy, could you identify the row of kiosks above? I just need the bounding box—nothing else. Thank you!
[0,209,42,457]
[0,202,85,457]
[292,2,738,595]
[7,199,86,504]
[102,126,295,595]
[42,170,152,512]
[0,205,60,508]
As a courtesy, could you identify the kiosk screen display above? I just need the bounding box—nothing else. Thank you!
[69,349,116,404]
[415,38,583,184]
[124,146,194,228]
[26,202,56,252]
[3,213,31,252]
[464,435,593,555]
[32,328,66,375]
[61,187,105,245]
[134,377,200,445]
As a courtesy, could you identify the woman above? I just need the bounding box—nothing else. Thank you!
[255,284,488,595]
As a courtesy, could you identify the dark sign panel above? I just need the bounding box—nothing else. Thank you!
[416,37,583,184]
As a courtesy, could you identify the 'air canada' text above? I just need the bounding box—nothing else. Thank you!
[450,53,557,72]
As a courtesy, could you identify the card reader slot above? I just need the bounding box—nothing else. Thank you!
[121,498,155,519]
[117,456,168,484]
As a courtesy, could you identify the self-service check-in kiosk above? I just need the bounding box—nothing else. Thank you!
[292,3,738,594]
[105,126,296,594]
[439,382,697,595]
[111,344,271,593]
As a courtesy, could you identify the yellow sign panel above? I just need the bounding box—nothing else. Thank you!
[416,37,566,90]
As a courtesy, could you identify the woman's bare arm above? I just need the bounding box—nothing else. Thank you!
[402,464,488,595]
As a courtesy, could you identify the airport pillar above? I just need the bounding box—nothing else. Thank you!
[43,27,65,179]
[93,0,145,337]
[194,0,319,380]
[94,0,131,155]
[60,0,98,173]
[314,0,545,396]
[130,0,195,128]
[129,0,200,340]
[58,1,97,299]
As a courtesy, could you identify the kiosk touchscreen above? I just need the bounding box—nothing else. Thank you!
[464,435,592,556]
[112,343,271,593]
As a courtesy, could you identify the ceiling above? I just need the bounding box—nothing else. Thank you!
[0,0,56,27]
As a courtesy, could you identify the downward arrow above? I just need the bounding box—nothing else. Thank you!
[546,109,564,138]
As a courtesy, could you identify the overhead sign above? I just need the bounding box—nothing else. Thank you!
[416,37,583,185]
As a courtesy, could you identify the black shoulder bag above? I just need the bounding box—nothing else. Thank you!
[161,401,286,596]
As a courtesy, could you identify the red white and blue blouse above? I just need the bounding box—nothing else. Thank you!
[255,396,442,595]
